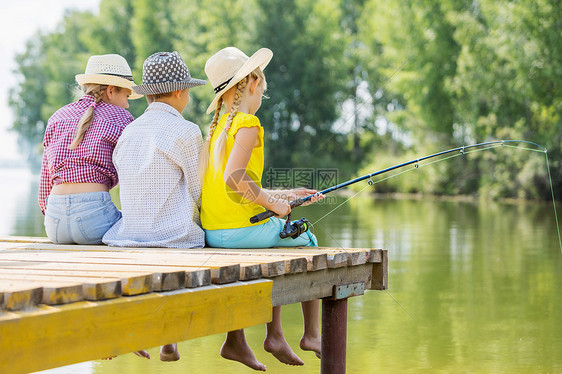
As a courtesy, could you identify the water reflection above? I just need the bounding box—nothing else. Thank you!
[3,169,560,373]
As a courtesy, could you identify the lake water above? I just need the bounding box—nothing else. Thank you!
[2,168,561,374]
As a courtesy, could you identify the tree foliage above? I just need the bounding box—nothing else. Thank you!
[8,0,562,200]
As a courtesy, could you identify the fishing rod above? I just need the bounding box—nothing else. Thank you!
[250,139,547,226]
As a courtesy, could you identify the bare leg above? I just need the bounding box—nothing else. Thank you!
[221,329,266,371]
[133,350,151,359]
[300,299,321,358]
[103,349,150,360]
[160,343,180,361]
[263,306,304,366]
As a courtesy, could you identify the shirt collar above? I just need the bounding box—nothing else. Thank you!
[145,102,183,118]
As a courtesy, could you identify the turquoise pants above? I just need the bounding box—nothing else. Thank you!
[205,217,317,248]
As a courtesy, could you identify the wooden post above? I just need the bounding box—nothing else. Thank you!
[321,297,348,374]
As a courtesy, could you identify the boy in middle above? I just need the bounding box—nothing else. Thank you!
[103,51,207,359]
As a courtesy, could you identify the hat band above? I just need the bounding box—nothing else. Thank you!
[96,72,134,81]
[214,77,234,94]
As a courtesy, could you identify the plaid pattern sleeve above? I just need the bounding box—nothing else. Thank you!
[38,95,133,213]
[38,121,56,214]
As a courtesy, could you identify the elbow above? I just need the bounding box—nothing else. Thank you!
[224,171,236,190]
[224,168,245,191]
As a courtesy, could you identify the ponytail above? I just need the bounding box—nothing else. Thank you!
[212,77,247,173]
[68,84,107,149]
[199,67,267,180]
[199,96,223,180]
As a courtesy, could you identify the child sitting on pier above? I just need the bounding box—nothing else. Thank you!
[39,54,141,245]
[103,51,207,360]
[200,47,324,371]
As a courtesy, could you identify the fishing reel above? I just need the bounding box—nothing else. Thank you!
[279,213,311,239]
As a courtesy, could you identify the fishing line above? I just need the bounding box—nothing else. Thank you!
[307,142,561,254]
[544,151,562,253]
[307,205,417,322]
[310,144,500,225]
[311,166,418,225]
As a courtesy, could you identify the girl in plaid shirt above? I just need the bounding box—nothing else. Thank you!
[39,54,142,245]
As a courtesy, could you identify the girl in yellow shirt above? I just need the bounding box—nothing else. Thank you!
[201,47,324,371]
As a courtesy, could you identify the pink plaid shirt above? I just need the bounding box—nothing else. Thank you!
[38,95,134,213]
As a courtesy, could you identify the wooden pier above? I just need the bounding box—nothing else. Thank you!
[0,236,387,374]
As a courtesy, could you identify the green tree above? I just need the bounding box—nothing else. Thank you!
[254,0,350,183]
[9,10,96,169]
[171,0,257,133]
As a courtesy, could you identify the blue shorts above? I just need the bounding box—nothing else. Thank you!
[44,191,121,245]
[205,217,318,248]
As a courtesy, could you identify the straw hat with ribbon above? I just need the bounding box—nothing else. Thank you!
[132,51,207,96]
[75,54,143,100]
[205,47,273,114]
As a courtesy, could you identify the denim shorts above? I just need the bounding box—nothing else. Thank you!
[204,217,318,248]
[44,191,121,245]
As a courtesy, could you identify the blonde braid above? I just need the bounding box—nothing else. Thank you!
[68,84,107,149]
[212,77,248,173]
[199,96,223,179]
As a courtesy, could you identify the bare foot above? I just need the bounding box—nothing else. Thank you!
[221,330,266,371]
[160,343,180,361]
[134,350,150,359]
[264,333,304,366]
[300,334,321,359]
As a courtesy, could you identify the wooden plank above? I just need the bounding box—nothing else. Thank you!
[0,249,304,276]
[259,260,286,277]
[0,279,83,306]
[0,280,273,374]
[0,260,207,290]
[0,265,152,297]
[0,236,51,244]
[369,249,388,290]
[0,269,123,304]
[345,250,367,266]
[239,263,262,280]
[0,274,122,304]
[284,257,308,274]
[185,268,211,288]
[0,241,361,272]
[326,252,349,268]
[0,285,42,311]
[194,248,329,271]
[0,238,371,255]
[151,270,186,291]
[209,264,240,284]
[0,256,240,284]
[271,264,374,307]
[368,249,384,263]
[0,267,166,293]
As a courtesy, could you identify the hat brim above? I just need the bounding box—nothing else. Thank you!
[132,78,207,96]
[75,74,143,100]
[206,48,273,114]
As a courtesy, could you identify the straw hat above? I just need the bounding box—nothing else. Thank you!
[205,47,273,114]
[132,51,207,96]
[75,54,143,100]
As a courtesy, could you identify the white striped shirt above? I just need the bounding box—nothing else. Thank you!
[103,102,205,248]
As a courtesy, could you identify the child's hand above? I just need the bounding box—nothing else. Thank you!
[289,188,325,206]
[268,198,291,218]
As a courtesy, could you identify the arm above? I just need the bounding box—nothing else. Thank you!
[38,122,55,214]
[224,127,290,217]
[264,187,325,206]
[180,127,204,209]
[38,149,51,214]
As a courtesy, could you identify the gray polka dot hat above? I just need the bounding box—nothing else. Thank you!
[132,51,206,95]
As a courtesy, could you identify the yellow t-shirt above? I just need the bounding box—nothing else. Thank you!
[201,112,268,230]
